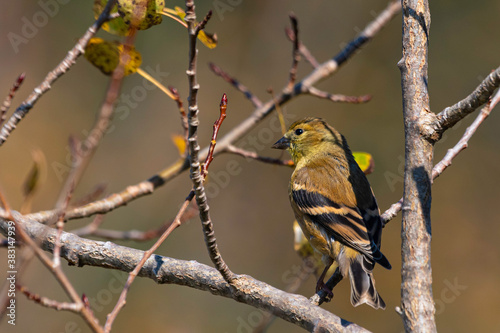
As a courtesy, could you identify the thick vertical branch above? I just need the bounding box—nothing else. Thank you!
[185,1,235,283]
[397,1,436,332]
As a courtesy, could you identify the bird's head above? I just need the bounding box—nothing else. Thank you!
[272,117,344,163]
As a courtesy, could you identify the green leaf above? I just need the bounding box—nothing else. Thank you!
[353,151,375,175]
[84,38,142,76]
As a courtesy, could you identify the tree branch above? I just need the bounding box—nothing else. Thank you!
[185,1,235,283]
[397,1,436,332]
[0,0,117,146]
[433,66,500,139]
[20,0,401,226]
[381,88,500,226]
[0,215,371,333]
[0,73,25,127]
[306,86,372,104]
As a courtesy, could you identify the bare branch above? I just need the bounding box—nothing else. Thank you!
[24,0,401,225]
[18,285,82,313]
[168,86,189,142]
[306,86,372,104]
[0,0,117,146]
[225,144,294,166]
[0,215,371,333]
[202,94,227,176]
[103,191,194,332]
[434,66,500,137]
[381,89,500,226]
[208,62,263,108]
[185,1,235,283]
[286,13,300,91]
[285,27,319,68]
[0,193,103,332]
[71,205,197,241]
[0,73,25,127]
[301,0,401,89]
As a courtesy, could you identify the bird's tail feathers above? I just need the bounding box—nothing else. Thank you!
[349,256,386,310]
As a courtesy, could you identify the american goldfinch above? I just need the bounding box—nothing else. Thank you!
[272,117,391,309]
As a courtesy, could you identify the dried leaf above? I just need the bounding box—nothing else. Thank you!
[117,0,165,30]
[23,150,46,197]
[84,38,142,76]
[171,134,187,156]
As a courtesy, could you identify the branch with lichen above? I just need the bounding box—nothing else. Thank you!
[0,214,370,333]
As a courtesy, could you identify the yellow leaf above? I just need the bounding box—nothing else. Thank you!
[162,6,218,49]
[171,134,186,156]
[198,31,218,49]
[353,151,375,175]
[85,38,142,76]
[21,149,47,214]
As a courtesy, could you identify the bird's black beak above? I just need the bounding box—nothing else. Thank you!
[272,136,290,150]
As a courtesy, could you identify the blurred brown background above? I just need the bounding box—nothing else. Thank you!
[1,1,499,332]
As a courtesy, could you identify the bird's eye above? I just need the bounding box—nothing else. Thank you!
[295,128,304,135]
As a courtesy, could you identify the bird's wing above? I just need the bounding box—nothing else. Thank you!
[291,176,391,269]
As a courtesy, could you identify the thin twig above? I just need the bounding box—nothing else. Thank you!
[202,94,227,176]
[185,1,235,283]
[70,184,107,208]
[103,192,194,332]
[103,89,228,331]
[226,144,294,166]
[435,66,500,137]
[70,215,106,236]
[306,86,372,104]
[0,0,117,146]
[208,62,263,108]
[17,285,82,313]
[169,86,189,142]
[0,73,25,127]
[71,205,197,241]
[286,13,300,92]
[285,27,319,68]
[0,191,103,332]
